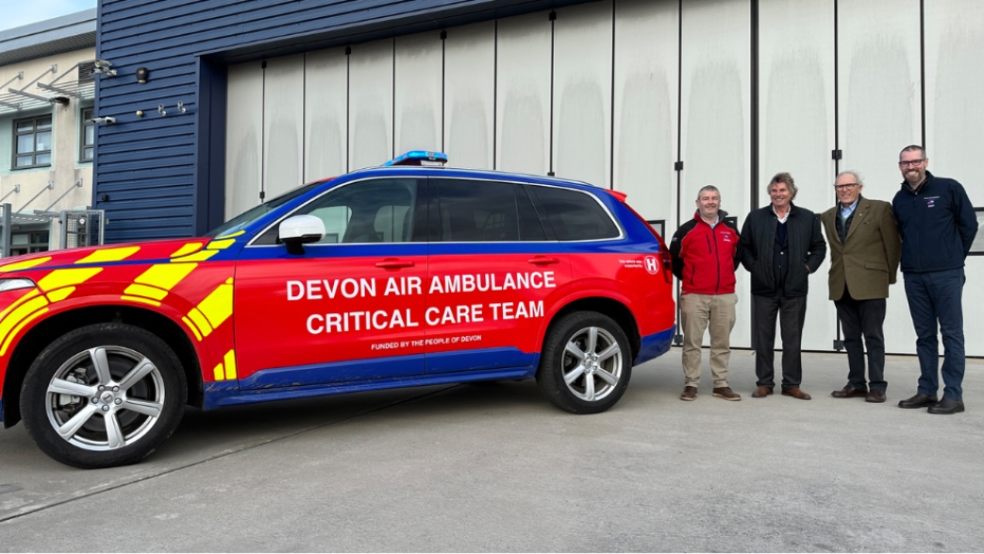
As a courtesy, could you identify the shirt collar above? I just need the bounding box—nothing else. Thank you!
[772,204,792,223]
[839,197,860,218]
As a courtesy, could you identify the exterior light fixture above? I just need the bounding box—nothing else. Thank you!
[135,67,150,84]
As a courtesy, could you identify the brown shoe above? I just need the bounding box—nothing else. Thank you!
[865,390,887,403]
[831,385,868,398]
[782,387,812,400]
[680,386,697,401]
[713,387,742,401]
[751,386,773,398]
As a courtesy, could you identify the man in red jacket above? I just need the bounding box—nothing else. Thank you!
[669,185,742,401]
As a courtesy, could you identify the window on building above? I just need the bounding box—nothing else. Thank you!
[80,107,94,162]
[14,115,52,169]
[10,230,50,256]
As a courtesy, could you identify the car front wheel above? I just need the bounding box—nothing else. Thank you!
[21,323,187,468]
[536,312,632,414]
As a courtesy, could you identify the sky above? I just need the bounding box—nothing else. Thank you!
[1,0,96,32]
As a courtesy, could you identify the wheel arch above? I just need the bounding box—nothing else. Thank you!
[544,296,640,360]
[3,306,203,427]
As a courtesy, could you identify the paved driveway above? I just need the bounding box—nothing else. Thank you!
[1,350,982,551]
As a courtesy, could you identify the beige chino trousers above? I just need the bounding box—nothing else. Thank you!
[680,293,737,388]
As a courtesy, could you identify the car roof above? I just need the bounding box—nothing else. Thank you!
[337,165,603,193]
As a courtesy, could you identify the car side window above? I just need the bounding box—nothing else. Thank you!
[429,179,546,242]
[528,185,620,241]
[256,178,419,245]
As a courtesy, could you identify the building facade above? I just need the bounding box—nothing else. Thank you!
[0,10,97,254]
[92,0,982,355]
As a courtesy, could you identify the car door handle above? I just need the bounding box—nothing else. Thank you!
[376,258,415,269]
[527,256,559,266]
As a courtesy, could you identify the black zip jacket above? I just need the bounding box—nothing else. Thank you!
[891,171,978,273]
[739,204,826,297]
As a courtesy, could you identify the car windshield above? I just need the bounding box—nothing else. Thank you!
[207,180,326,237]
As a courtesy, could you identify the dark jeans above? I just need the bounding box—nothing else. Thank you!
[903,268,966,401]
[752,294,807,389]
[835,293,887,392]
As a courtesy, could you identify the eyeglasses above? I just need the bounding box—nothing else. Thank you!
[834,183,859,190]
[898,159,925,167]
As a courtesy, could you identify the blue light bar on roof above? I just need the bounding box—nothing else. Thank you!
[383,150,449,167]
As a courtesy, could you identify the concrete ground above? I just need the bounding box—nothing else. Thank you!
[0,349,982,552]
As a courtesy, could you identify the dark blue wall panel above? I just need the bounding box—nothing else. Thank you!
[95,0,585,242]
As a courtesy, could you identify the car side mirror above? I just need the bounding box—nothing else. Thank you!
[278,215,325,254]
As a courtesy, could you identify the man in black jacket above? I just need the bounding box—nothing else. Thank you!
[740,172,826,400]
[893,145,978,414]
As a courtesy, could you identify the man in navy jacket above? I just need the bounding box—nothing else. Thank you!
[893,145,978,414]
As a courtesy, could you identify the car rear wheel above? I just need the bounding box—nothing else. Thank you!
[536,312,631,413]
[21,323,187,468]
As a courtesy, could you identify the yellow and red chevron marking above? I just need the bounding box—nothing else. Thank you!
[0,256,53,273]
[0,266,105,355]
[122,263,199,307]
[182,277,233,341]
[120,232,243,307]
[170,231,243,263]
[74,246,142,265]
[212,349,237,381]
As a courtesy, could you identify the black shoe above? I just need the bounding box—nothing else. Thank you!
[898,393,938,409]
[927,398,965,415]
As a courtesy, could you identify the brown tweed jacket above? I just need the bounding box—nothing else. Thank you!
[820,197,901,301]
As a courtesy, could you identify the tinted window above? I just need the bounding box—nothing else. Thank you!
[430,179,545,242]
[528,185,620,241]
[256,179,419,244]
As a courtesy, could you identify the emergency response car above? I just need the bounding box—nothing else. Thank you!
[0,151,675,468]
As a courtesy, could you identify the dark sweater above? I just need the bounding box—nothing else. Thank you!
[740,204,827,297]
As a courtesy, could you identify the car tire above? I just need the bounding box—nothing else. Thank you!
[536,311,632,414]
[20,323,187,469]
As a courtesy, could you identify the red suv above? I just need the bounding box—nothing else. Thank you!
[0,153,675,467]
